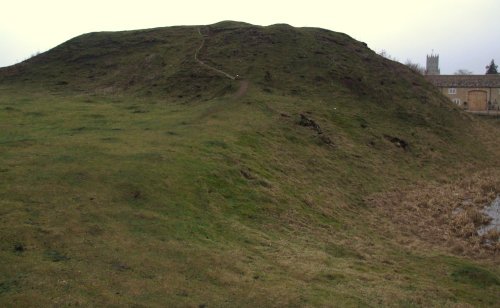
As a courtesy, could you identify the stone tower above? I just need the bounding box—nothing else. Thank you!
[426,54,440,75]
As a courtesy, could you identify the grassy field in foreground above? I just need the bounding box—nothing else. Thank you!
[0,85,499,307]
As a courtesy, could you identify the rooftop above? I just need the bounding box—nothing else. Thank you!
[425,75,500,88]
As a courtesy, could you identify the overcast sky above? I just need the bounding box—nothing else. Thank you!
[1,0,499,74]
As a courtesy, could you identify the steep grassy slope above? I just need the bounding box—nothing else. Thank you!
[0,21,499,306]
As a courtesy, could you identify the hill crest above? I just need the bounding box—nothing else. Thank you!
[0,21,438,103]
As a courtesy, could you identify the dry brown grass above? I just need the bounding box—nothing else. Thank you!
[366,169,500,258]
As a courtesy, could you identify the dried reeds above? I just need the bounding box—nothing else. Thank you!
[367,169,500,258]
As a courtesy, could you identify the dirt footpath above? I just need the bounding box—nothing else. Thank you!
[234,80,249,99]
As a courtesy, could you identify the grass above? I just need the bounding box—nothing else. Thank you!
[452,265,500,287]
[1,21,500,306]
[368,169,500,257]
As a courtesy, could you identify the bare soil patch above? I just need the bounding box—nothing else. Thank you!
[234,80,249,99]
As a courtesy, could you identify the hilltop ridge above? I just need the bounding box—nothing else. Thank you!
[1,21,438,103]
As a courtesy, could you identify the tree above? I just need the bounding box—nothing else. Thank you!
[485,59,498,74]
[405,60,425,75]
[378,50,398,61]
[454,69,473,75]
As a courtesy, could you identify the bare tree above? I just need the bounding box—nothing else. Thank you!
[454,69,473,75]
[378,51,425,75]
[378,50,398,61]
[405,60,425,75]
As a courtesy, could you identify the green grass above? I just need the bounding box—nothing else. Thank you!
[1,22,499,306]
[452,265,499,288]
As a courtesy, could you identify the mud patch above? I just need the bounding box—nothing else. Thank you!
[384,135,409,151]
[297,113,334,146]
[299,114,322,134]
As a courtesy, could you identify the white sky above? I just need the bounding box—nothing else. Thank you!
[1,0,499,74]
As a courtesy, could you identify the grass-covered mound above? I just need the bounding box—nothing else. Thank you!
[0,21,499,306]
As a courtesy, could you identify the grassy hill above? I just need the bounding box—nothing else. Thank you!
[1,21,499,306]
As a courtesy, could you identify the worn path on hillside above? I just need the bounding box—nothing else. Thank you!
[195,27,248,98]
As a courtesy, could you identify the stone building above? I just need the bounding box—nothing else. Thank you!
[426,75,500,111]
[424,54,500,111]
[425,54,440,75]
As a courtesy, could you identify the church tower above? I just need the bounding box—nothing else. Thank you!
[426,53,440,75]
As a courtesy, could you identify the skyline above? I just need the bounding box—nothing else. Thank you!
[1,0,499,74]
